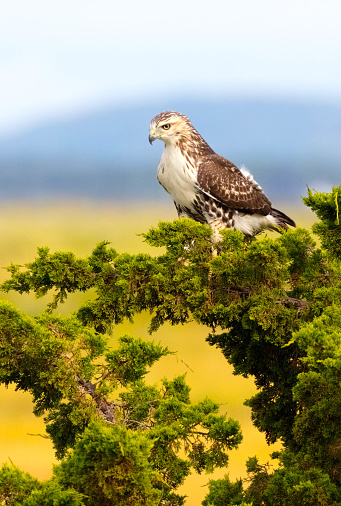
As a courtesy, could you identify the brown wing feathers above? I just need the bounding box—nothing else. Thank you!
[197,155,272,215]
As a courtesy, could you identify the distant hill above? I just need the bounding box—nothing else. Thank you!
[0,98,340,202]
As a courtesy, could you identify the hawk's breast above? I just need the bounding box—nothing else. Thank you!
[157,144,198,209]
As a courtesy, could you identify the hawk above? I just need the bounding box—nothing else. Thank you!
[149,111,295,242]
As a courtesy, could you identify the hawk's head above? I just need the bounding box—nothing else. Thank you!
[149,111,193,146]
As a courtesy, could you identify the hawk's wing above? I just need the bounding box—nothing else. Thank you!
[197,154,272,215]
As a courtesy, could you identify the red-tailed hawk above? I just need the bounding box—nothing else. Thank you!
[149,111,295,242]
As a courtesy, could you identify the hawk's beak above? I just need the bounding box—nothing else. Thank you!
[149,129,156,145]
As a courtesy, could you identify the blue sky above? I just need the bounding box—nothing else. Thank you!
[1,0,341,134]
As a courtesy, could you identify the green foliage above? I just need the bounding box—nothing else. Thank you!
[151,378,242,477]
[202,474,244,505]
[0,463,41,505]
[22,480,85,506]
[303,185,341,259]
[0,463,85,506]
[263,460,341,506]
[0,282,242,503]
[105,335,171,385]
[0,303,242,504]
[201,187,341,505]
[55,421,160,506]
[1,186,341,504]
[290,306,341,479]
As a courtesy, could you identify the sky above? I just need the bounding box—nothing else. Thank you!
[1,0,341,135]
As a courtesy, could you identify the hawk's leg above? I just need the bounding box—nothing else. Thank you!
[208,218,232,244]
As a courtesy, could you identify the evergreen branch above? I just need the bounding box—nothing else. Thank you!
[75,374,115,424]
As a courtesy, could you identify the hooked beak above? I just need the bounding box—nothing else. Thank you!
[149,129,156,145]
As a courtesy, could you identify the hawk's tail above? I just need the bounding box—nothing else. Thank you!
[270,208,296,230]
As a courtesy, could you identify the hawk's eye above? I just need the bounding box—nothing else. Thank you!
[162,124,171,130]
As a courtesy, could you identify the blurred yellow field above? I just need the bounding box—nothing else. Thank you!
[0,200,317,505]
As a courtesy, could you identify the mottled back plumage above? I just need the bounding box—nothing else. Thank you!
[149,111,295,241]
